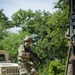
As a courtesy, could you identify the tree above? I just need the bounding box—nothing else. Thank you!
[0,1,69,74]
[0,9,8,40]
[1,31,30,62]
[11,8,69,61]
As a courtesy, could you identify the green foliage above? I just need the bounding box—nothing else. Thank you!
[38,60,50,75]
[0,9,8,40]
[54,0,69,12]
[11,9,68,61]
[49,60,65,75]
[38,64,49,75]
[0,0,69,74]
[0,32,30,62]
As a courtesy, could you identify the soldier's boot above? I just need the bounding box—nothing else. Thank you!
[30,68,38,75]
[30,72,38,75]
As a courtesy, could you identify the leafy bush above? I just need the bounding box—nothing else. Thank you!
[49,60,65,75]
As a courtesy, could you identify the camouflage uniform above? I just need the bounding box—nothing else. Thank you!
[18,44,38,75]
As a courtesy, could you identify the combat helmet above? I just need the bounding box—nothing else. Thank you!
[24,36,32,42]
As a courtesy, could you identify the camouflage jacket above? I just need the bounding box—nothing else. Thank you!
[18,44,31,63]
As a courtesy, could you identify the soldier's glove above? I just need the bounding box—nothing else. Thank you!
[22,52,31,59]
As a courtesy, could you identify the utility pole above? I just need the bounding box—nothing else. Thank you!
[69,0,75,75]
[65,0,75,75]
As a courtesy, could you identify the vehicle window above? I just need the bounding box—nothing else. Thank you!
[0,54,6,61]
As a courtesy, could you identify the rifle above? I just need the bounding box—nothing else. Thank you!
[29,51,43,65]
[65,0,75,75]
[22,45,43,65]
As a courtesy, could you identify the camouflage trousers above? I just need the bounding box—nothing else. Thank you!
[19,61,38,75]
[25,63,38,75]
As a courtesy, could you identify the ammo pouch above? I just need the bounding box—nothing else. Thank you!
[21,52,31,63]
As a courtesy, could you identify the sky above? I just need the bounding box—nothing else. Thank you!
[0,0,58,33]
[0,0,58,19]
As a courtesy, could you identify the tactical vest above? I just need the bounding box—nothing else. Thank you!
[21,45,31,63]
[23,45,31,52]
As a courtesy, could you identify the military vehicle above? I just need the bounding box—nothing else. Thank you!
[0,50,29,75]
[0,50,19,75]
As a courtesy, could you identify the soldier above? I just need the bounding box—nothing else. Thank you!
[18,36,39,75]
